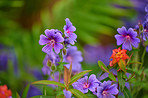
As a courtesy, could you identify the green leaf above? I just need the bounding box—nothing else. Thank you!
[68,89,88,98]
[123,87,132,98]
[16,92,20,98]
[117,71,125,91]
[56,94,65,98]
[118,59,126,72]
[31,95,53,98]
[22,84,30,98]
[98,61,109,73]
[108,73,116,82]
[69,70,91,85]
[32,80,65,87]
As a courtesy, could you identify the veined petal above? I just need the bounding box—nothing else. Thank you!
[117,26,127,35]
[69,25,76,32]
[54,33,64,42]
[54,43,63,54]
[114,34,124,45]
[107,84,119,95]
[69,33,77,41]
[127,28,137,37]
[39,34,49,45]
[122,40,132,51]
[42,44,52,54]
[45,29,55,39]
[131,38,140,48]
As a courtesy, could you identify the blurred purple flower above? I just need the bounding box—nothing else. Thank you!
[63,46,83,73]
[96,81,118,98]
[27,85,42,98]
[143,21,148,40]
[72,74,100,93]
[63,89,72,98]
[0,44,18,74]
[39,29,64,54]
[146,46,148,52]
[63,18,77,45]
[115,26,140,51]
[84,45,115,66]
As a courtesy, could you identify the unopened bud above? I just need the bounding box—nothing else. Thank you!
[63,48,67,55]
[51,64,56,71]
[47,60,52,67]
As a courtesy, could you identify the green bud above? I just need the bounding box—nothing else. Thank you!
[47,60,52,67]
[51,64,56,71]
[63,48,67,55]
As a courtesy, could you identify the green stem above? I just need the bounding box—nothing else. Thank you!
[140,46,146,69]
[133,50,139,70]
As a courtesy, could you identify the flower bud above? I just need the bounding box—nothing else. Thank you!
[63,48,67,55]
[51,64,56,71]
[47,60,52,67]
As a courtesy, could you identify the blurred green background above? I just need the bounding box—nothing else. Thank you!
[1,0,148,97]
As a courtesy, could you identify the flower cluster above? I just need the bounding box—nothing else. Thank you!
[0,85,12,98]
[109,47,129,68]
[72,74,118,98]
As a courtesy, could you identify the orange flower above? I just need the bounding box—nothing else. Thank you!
[109,47,129,67]
[0,85,12,98]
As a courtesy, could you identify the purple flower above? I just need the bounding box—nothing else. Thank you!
[63,18,77,45]
[143,21,148,40]
[39,29,64,54]
[115,26,140,51]
[63,46,83,73]
[27,85,42,98]
[63,89,72,98]
[72,74,100,93]
[96,81,118,98]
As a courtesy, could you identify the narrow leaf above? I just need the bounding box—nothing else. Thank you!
[31,95,52,98]
[108,73,117,82]
[32,80,65,87]
[56,94,65,98]
[70,70,91,85]
[69,62,72,78]
[16,92,20,98]
[22,84,30,98]
[98,61,109,73]
[68,89,88,98]
[117,71,125,91]
[123,87,132,98]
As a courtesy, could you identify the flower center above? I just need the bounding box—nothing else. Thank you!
[66,30,70,34]
[102,90,108,96]
[49,39,55,47]
[66,56,72,62]
[126,35,130,40]
[83,83,89,88]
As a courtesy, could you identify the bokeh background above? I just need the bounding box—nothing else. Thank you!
[0,0,148,97]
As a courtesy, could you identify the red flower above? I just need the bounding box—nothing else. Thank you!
[0,85,12,98]
[110,47,129,67]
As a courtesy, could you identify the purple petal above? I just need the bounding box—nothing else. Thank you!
[127,28,137,37]
[63,89,72,98]
[122,40,132,51]
[69,38,75,45]
[145,5,148,12]
[54,43,63,54]
[39,34,49,45]
[65,18,72,28]
[42,44,52,54]
[117,26,127,35]
[114,34,124,45]
[45,29,54,39]
[97,86,103,98]
[130,38,140,48]
[107,84,119,95]
[42,65,50,75]
[54,33,64,42]
[69,25,76,32]
[69,33,77,41]
[105,94,116,98]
